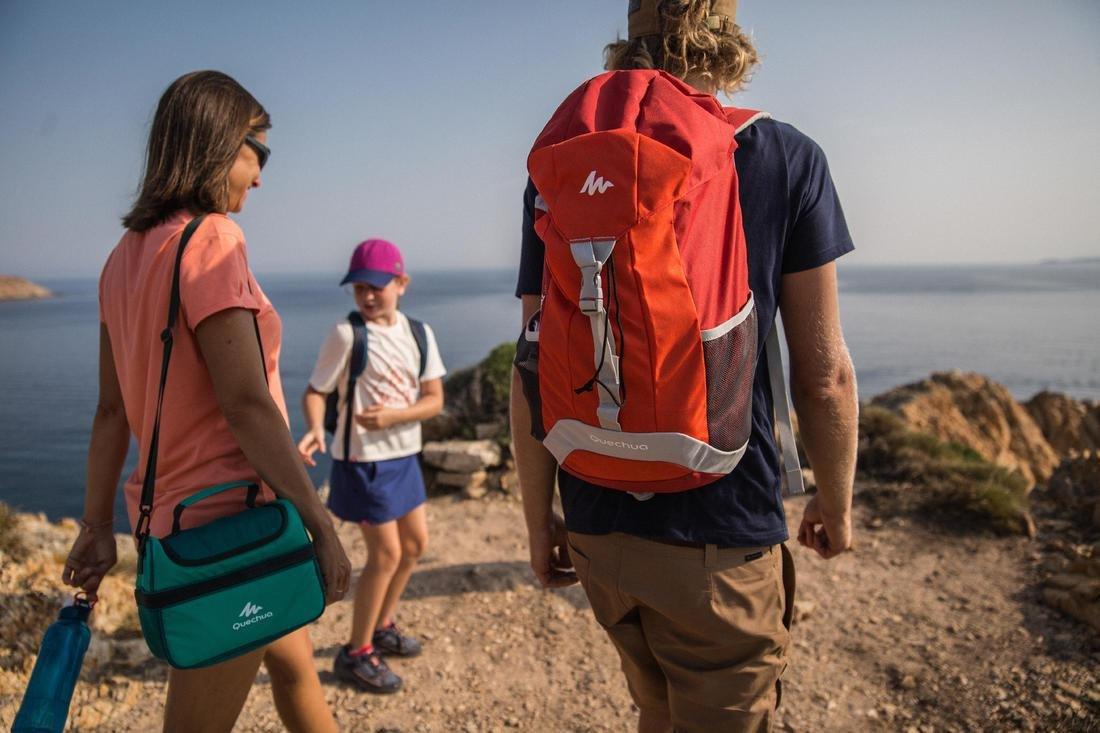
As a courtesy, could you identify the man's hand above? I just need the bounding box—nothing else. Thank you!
[297,428,326,467]
[355,404,401,431]
[527,512,577,588]
[797,494,852,559]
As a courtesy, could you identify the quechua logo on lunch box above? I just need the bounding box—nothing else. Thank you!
[234,601,274,630]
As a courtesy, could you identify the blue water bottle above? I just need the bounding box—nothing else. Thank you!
[12,595,93,733]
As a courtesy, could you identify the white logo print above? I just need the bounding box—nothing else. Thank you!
[239,602,263,618]
[590,434,649,451]
[233,601,274,631]
[580,170,614,196]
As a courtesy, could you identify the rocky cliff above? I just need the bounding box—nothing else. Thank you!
[872,371,1061,487]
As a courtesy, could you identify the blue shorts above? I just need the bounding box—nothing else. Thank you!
[328,455,426,525]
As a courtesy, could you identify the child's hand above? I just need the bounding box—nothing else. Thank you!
[297,428,326,467]
[356,404,401,431]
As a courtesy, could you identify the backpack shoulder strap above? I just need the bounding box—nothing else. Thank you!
[765,316,805,496]
[346,310,368,378]
[342,310,368,460]
[724,107,771,135]
[406,316,429,378]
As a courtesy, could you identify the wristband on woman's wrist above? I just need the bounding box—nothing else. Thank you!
[79,517,114,532]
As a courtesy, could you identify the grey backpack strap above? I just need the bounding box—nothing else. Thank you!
[765,317,805,496]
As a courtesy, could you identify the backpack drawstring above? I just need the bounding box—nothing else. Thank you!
[575,257,625,406]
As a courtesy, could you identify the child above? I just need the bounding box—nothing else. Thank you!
[298,238,445,693]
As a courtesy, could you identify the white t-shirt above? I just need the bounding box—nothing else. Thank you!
[309,311,445,462]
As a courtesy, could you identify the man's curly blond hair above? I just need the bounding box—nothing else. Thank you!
[605,0,759,94]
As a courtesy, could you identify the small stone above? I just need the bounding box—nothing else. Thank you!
[499,471,520,494]
[463,482,489,500]
[900,675,918,690]
[791,600,816,624]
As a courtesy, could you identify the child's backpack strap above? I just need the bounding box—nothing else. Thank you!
[406,317,429,378]
[338,311,369,459]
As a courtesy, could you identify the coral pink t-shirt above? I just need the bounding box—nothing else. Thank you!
[99,211,285,537]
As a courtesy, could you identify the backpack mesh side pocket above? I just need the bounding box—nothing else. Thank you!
[702,297,757,452]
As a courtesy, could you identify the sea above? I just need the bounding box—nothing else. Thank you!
[1,262,1097,526]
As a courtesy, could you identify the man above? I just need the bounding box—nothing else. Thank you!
[510,2,858,731]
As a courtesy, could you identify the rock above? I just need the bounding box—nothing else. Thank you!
[791,600,816,624]
[85,637,151,672]
[499,470,520,495]
[1042,556,1100,632]
[436,470,488,492]
[439,343,517,438]
[422,411,463,443]
[0,275,51,301]
[463,483,489,500]
[872,371,1058,486]
[475,422,504,440]
[422,440,502,473]
[1025,392,1100,457]
[1045,454,1100,521]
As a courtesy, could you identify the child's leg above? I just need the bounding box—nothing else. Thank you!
[350,519,402,648]
[263,627,338,733]
[376,503,428,628]
[163,647,265,732]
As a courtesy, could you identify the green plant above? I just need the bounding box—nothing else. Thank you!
[857,404,1031,534]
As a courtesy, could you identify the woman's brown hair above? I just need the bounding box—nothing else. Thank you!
[605,0,759,95]
[122,71,270,231]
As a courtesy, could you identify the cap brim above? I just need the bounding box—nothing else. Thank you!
[340,269,397,288]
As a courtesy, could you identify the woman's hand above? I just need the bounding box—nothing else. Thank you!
[62,522,118,599]
[308,519,351,605]
[297,428,327,467]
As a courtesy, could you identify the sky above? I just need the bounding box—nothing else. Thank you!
[1,0,1098,278]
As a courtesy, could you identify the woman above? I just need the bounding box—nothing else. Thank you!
[62,70,351,733]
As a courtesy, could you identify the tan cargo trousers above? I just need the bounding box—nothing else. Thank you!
[567,532,795,732]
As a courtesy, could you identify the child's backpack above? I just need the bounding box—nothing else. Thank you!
[515,69,803,496]
[324,311,430,459]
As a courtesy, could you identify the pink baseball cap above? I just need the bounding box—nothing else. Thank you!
[340,238,405,288]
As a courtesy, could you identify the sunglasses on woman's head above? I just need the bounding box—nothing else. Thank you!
[244,136,270,169]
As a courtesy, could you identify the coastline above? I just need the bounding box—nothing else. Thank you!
[1,361,1098,729]
[0,275,51,302]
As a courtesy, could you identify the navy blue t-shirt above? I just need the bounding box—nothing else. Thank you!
[515,117,854,547]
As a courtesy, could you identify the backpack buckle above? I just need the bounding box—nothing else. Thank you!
[570,238,616,315]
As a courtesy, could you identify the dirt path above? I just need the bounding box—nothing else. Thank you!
[9,488,1100,732]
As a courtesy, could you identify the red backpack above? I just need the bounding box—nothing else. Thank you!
[516,70,803,497]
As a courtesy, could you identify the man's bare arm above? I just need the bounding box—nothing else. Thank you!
[511,294,575,587]
[779,262,858,559]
